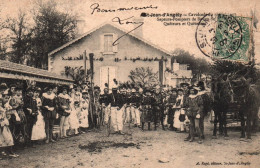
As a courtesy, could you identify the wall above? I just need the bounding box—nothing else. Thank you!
[49,24,169,86]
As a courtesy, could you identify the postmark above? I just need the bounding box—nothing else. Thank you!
[196,14,243,60]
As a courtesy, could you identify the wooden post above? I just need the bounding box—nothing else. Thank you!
[159,59,164,85]
[89,53,94,127]
[108,67,110,92]
[83,50,87,82]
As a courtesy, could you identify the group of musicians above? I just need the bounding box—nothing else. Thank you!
[97,81,210,144]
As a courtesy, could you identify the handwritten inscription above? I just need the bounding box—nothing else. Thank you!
[90,3,158,15]
[111,16,144,46]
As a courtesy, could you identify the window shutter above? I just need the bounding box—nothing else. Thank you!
[113,33,118,53]
[100,34,104,52]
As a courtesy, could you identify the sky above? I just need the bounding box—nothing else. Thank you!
[0,0,260,63]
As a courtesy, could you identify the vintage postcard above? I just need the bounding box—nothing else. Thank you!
[0,0,259,167]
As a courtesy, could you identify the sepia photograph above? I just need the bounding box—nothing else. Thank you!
[0,0,260,167]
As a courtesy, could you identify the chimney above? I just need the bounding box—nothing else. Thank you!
[132,17,144,38]
[75,18,86,37]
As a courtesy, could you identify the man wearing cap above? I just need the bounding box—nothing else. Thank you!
[180,83,190,96]
[99,87,112,126]
[0,83,8,99]
[141,88,155,131]
[110,87,125,134]
[9,84,16,95]
[184,87,203,144]
[130,87,141,127]
[93,86,101,128]
[153,85,165,130]
[166,88,178,131]
[124,87,132,125]
[42,85,57,143]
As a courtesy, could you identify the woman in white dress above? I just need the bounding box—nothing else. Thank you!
[0,94,19,158]
[79,90,89,132]
[69,101,80,135]
[31,88,46,141]
[173,89,185,131]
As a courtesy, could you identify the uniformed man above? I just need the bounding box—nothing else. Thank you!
[110,86,126,134]
[153,85,165,130]
[124,87,132,124]
[130,87,141,127]
[166,88,178,131]
[141,88,155,131]
[100,87,112,125]
[93,86,101,128]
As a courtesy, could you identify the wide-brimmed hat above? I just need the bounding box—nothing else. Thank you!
[94,86,100,90]
[10,84,16,88]
[144,88,153,94]
[27,87,35,92]
[189,87,199,94]
[177,88,184,92]
[82,89,88,94]
[0,83,8,91]
[180,83,190,87]
[35,87,42,92]
[63,85,70,90]
[196,81,205,91]
[171,88,178,93]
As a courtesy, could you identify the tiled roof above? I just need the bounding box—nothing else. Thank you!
[48,22,172,57]
[0,60,73,82]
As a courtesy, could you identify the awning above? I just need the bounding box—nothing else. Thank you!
[0,60,74,85]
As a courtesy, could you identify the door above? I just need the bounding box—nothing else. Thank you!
[100,66,117,93]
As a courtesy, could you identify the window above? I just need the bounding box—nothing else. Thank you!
[104,35,113,52]
[101,33,118,54]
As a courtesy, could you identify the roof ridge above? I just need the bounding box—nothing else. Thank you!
[0,60,73,81]
[48,21,172,57]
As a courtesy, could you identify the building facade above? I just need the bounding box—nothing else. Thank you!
[164,59,192,87]
[48,22,172,91]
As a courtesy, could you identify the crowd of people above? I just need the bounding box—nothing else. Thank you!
[0,79,212,159]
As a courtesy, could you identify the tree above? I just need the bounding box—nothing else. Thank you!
[2,10,32,63]
[64,66,91,85]
[0,9,32,63]
[171,49,210,80]
[30,0,77,68]
[129,67,159,87]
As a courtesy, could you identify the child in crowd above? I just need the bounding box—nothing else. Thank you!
[69,101,80,135]
[0,96,19,158]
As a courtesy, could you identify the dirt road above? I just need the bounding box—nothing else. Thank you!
[1,121,259,168]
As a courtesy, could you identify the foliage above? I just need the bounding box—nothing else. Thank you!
[128,67,159,87]
[0,0,77,68]
[171,49,210,79]
[1,10,32,63]
[64,66,91,85]
[211,60,259,83]
[30,0,77,68]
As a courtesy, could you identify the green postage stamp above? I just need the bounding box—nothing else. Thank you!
[196,14,252,62]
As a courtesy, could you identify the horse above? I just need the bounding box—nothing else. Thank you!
[211,76,233,138]
[230,77,260,139]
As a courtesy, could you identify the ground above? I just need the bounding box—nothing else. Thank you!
[1,118,260,168]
